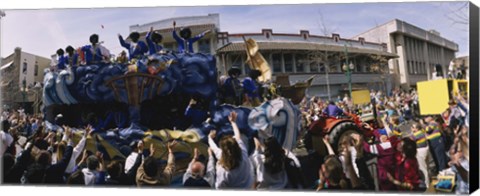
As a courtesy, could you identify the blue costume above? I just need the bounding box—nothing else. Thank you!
[242,77,260,100]
[57,55,67,70]
[118,35,148,60]
[81,45,107,65]
[146,31,163,55]
[323,103,344,117]
[172,29,207,53]
[184,106,208,127]
[65,54,79,67]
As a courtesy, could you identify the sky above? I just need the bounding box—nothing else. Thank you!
[0,0,471,60]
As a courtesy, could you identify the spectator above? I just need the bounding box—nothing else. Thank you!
[65,125,91,175]
[409,122,430,188]
[182,148,215,188]
[136,141,177,186]
[79,150,106,186]
[106,141,143,186]
[208,111,254,189]
[29,127,74,184]
[322,101,344,118]
[423,116,448,173]
[387,138,420,191]
[251,136,301,189]
[66,170,85,185]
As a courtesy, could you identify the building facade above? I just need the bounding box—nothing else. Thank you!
[216,30,397,98]
[1,47,50,111]
[130,14,397,98]
[353,19,458,89]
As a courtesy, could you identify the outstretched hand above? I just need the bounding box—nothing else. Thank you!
[167,140,177,153]
[208,130,216,139]
[228,111,238,123]
[84,125,93,137]
[253,137,262,150]
[173,21,176,27]
[138,141,144,153]
[149,143,155,157]
[193,148,199,160]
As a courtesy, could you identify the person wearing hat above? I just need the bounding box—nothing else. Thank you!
[56,48,67,70]
[118,31,148,60]
[423,116,448,173]
[222,66,243,105]
[172,21,211,53]
[356,130,397,191]
[65,45,79,67]
[322,101,344,118]
[81,34,111,65]
[242,69,263,107]
[146,27,164,55]
[409,122,430,188]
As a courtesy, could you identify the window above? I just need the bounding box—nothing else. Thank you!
[414,62,419,74]
[319,63,325,73]
[229,54,242,72]
[34,61,39,76]
[310,62,318,73]
[356,64,362,72]
[198,39,210,54]
[23,60,27,74]
[407,61,412,74]
[295,54,306,73]
[284,54,293,73]
[272,53,282,73]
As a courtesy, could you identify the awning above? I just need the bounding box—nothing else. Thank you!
[0,60,14,71]
[216,41,399,58]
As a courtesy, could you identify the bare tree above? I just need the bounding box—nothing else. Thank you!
[444,2,469,31]
[316,10,338,36]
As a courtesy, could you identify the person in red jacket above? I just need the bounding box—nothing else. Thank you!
[387,138,420,191]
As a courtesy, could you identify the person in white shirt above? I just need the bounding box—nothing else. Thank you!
[208,111,254,189]
[124,141,142,174]
[182,148,215,187]
[251,136,301,189]
[0,130,14,156]
[65,125,91,174]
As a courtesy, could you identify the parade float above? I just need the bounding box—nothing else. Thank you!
[42,37,304,173]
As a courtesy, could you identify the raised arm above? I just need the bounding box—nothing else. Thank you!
[172,21,183,43]
[126,141,144,183]
[118,34,130,49]
[323,135,335,155]
[191,30,211,42]
[146,27,155,51]
[208,130,222,159]
[204,148,216,187]
[162,140,177,183]
[228,112,242,141]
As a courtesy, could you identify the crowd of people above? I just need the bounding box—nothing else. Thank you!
[1,85,469,194]
[299,88,469,194]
